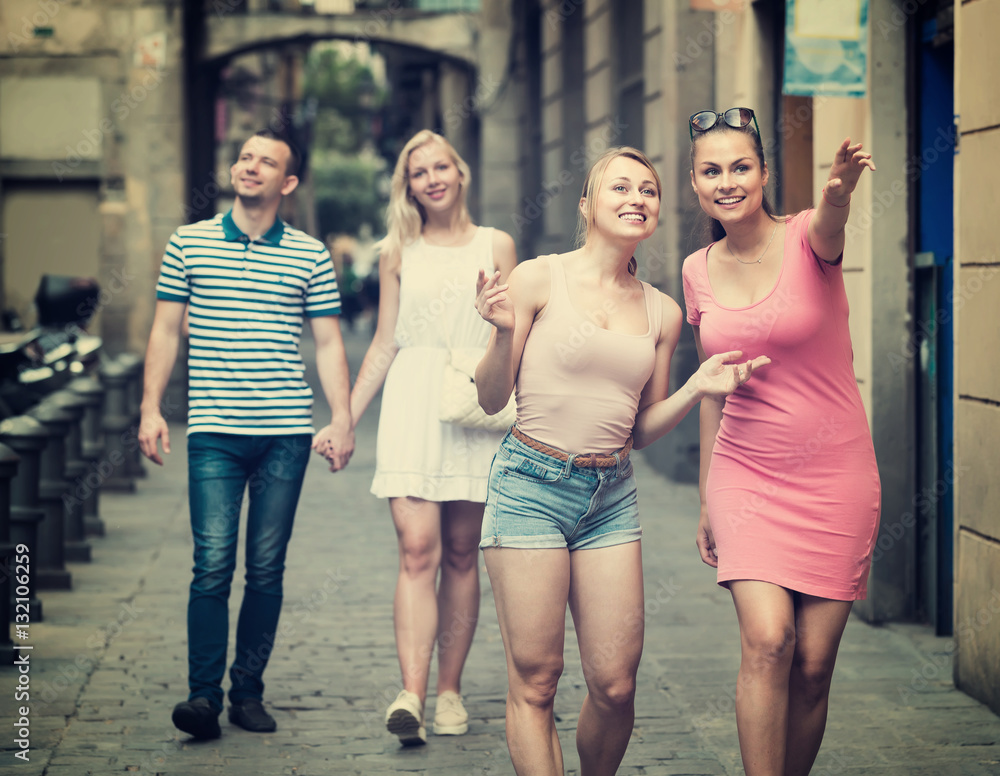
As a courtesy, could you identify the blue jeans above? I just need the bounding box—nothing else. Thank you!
[186,432,311,710]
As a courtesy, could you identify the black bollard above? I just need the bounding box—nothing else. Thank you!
[25,402,73,590]
[115,353,146,480]
[0,442,19,653]
[0,416,49,620]
[45,390,93,563]
[98,359,135,493]
[67,376,107,537]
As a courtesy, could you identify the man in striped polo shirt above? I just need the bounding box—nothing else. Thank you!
[138,129,354,740]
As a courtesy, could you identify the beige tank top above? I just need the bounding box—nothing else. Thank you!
[515,257,662,453]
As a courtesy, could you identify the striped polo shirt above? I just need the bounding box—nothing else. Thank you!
[155,210,340,436]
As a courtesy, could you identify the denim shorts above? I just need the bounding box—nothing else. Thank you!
[480,431,641,551]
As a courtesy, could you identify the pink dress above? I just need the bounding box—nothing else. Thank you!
[682,209,880,600]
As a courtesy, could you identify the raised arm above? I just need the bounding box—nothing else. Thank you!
[633,296,769,450]
[349,250,402,425]
[809,137,876,263]
[138,300,186,465]
[474,257,548,415]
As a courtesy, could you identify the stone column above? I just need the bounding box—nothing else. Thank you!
[113,353,146,479]
[98,359,135,493]
[0,416,49,620]
[67,376,107,537]
[25,403,73,590]
[44,389,93,563]
[0,443,19,654]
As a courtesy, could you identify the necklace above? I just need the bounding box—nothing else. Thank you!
[728,223,778,265]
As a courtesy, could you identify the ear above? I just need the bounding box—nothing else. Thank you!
[690,169,697,193]
[579,197,587,217]
[761,162,769,188]
[280,175,300,197]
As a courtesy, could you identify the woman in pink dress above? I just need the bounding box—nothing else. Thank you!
[682,108,881,775]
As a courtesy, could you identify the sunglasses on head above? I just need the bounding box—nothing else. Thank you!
[689,107,760,140]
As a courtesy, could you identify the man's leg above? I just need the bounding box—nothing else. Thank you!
[228,434,310,728]
[177,433,251,738]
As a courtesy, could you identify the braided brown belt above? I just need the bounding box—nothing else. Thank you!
[511,426,633,469]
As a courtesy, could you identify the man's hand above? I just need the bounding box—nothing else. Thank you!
[138,411,171,466]
[312,420,355,473]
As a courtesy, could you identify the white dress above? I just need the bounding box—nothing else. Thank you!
[371,226,506,502]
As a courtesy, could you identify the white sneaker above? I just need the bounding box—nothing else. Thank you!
[433,690,469,735]
[385,690,426,746]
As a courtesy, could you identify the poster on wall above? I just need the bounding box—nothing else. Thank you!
[783,0,869,97]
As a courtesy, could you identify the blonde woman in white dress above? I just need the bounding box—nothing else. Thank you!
[347,130,517,746]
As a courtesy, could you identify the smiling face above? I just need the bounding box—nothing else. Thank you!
[583,153,661,244]
[690,129,769,226]
[406,141,464,215]
[230,135,298,206]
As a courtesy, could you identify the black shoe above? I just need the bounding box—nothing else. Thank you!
[228,698,277,733]
[172,697,221,740]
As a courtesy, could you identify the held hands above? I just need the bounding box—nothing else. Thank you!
[691,350,771,398]
[312,421,355,473]
[824,137,876,206]
[476,269,514,332]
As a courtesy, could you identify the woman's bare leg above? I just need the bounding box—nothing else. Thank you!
[784,595,853,776]
[390,496,442,704]
[436,500,484,693]
[729,581,797,776]
[569,541,645,776]
[485,546,570,776]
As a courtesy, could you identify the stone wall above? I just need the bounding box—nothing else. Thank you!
[0,0,186,357]
[954,0,1000,716]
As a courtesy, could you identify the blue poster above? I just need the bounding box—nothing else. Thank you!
[783,0,869,98]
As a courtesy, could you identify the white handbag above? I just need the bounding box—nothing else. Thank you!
[439,346,515,432]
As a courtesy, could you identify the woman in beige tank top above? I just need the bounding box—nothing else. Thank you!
[473,147,767,776]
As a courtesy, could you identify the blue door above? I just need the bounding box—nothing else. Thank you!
[914,13,954,636]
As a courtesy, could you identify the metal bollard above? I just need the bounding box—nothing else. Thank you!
[45,390,93,563]
[115,353,146,479]
[25,402,73,590]
[0,442,19,651]
[0,416,49,620]
[98,359,135,493]
[67,376,107,537]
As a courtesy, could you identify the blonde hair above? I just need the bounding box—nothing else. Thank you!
[375,130,472,264]
[575,146,661,275]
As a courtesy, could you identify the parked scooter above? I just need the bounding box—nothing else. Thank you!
[0,275,103,418]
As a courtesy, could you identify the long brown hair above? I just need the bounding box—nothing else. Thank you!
[689,118,779,243]
[576,146,662,276]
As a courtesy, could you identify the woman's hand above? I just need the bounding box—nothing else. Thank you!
[691,350,770,398]
[476,269,514,332]
[824,137,876,205]
[696,506,718,568]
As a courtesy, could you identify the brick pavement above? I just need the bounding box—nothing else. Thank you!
[2,327,998,775]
